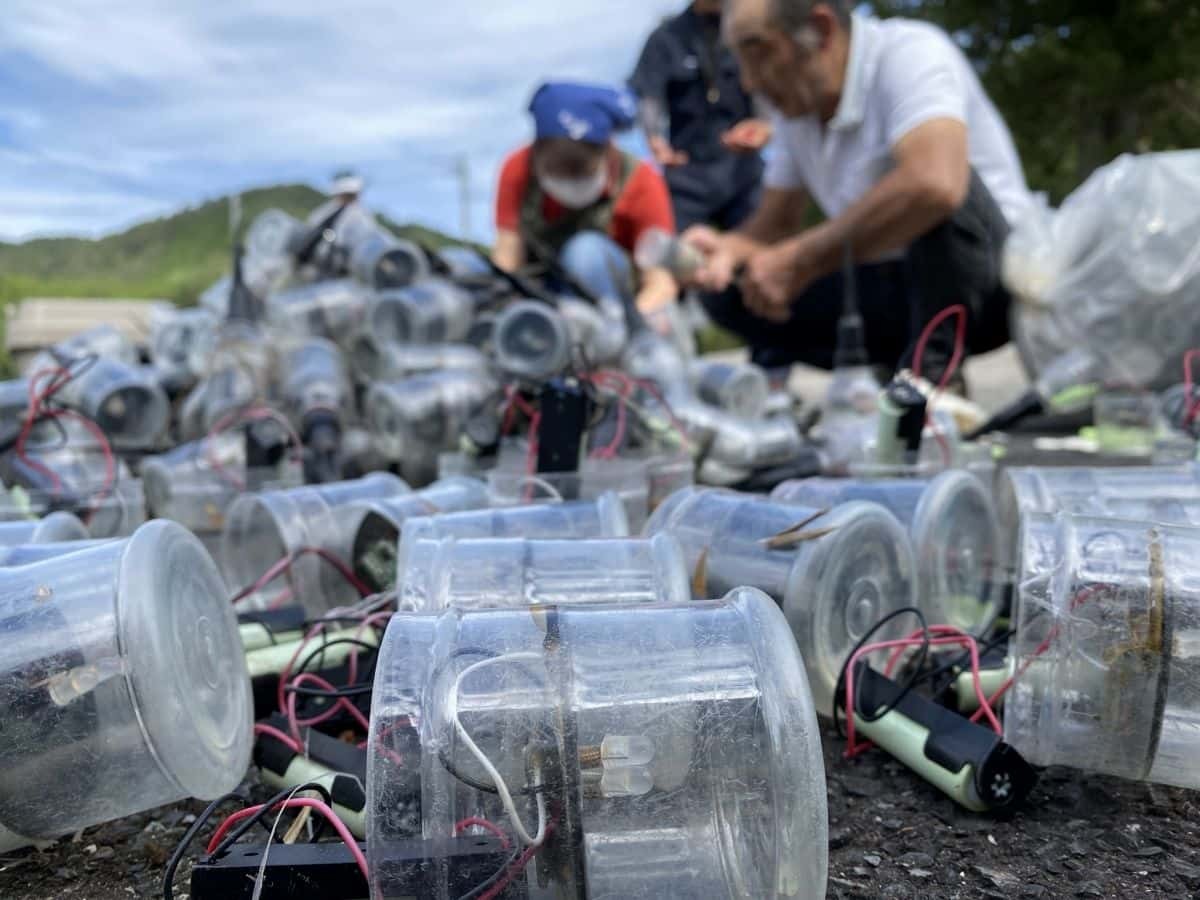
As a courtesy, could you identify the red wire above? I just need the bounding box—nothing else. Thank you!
[1183,350,1200,426]
[477,818,557,900]
[206,405,303,491]
[254,722,304,755]
[230,546,372,606]
[285,671,371,743]
[454,818,511,850]
[911,304,967,467]
[204,798,369,880]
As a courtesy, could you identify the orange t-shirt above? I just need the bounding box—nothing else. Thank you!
[495,145,676,254]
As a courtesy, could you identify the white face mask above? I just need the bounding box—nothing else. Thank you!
[537,165,608,210]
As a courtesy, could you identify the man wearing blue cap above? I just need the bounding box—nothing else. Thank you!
[492,81,679,320]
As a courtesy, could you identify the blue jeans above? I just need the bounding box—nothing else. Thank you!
[558,232,636,304]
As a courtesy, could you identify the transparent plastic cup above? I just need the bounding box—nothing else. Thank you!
[0,521,252,851]
[645,487,917,716]
[29,355,169,450]
[492,300,573,381]
[772,472,1003,633]
[366,587,828,900]
[266,279,370,347]
[85,478,148,539]
[0,539,113,568]
[366,372,499,463]
[349,232,428,291]
[221,472,410,614]
[689,360,770,419]
[348,334,488,383]
[0,512,89,546]
[1008,513,1200,789]
[367,279,474,346]
[345,478,492,592]
[998,463,1200,565]
[488,455,651,531]
[396,492,629,588]
[279,338,352,429]
[142,433,298,535]
[397,534,690,612]
[148,305,218,392]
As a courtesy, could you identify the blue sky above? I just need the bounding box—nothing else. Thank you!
[0,0,681,243]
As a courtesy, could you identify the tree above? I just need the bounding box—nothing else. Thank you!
[872,1,1200,202]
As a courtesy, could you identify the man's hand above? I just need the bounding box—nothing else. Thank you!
[742,237,814,322]
[680,225,737,292]
[649,136,689,167]
[721,119,774,153]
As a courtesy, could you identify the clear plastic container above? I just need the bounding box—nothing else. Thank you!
[487,455,651,531]
[643,451,696,513]
[689,360,770,419]
[346,478,492,592]
[367,279,474,346]
[30,355,169,450]
[266,279,370,348]
[348,334,488,383]
[0,520,252,850]
[279,338,352,429]
[1093,389,1160,458]
[349,231,429,291]
[85,477,148,539]
[148,305,219,392]
[366,587,828,900]
[142,432,299,534]
[1007,513,1200,789]
[398,492,628,558]
[670,399,804,472]
[0,512,89,546]
[634,226,705,282]
[366,372,499,463]
[397,534,691,612]
[221,472,410,614]
[645,487,917,716]
[772,472,1003,633]
[492,300,573,381]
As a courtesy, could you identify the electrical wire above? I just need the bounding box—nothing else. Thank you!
[207,782,334,858]
[832,607,929,740]
[254,723,304,755]
[230,546,372,606]
[454,818,512,850]
[911,304,968,466]
[206,404,303,491]
[449,652,549,847]
[161,792,244,900]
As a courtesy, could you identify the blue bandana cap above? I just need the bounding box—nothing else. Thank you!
[528,81,638,145]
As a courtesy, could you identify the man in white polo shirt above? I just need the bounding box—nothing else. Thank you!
[685,0,1035,383]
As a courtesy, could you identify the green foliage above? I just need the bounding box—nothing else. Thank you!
[871,1,1200,202]
[0,183,469,308]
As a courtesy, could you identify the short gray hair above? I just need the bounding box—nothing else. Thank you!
[770,0,851,31]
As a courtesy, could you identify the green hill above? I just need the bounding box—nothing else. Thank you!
[0,183,468,375]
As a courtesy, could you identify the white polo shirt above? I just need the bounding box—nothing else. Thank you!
[764,13,1035,235]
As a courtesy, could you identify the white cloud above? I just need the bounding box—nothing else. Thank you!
[0,0,680,241]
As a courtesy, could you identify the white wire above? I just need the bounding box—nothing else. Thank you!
[448,652,549,847]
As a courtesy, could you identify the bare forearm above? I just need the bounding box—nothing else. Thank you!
[636,266,679,313]
[799,167,961,280]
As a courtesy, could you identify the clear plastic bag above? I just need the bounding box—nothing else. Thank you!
[1004,152,1200,397]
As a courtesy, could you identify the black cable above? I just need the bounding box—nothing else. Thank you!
[918,628,1015,699]
[457,845,524,900]
[293,638,381,679]
[832,607,929,739]
[161,792,244,900]
[209,781,335,859]
[284,682,374,699]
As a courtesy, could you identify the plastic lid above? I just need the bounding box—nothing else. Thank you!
[910,471,1002,632]
[31,511,89,544]
[641,485,701,537]
[649,533,691,605]
[117,521,252,799]
[784,500,916,717]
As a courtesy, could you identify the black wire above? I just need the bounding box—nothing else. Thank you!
[832,607,930,739]
[457,845,524,900]
[284,682,374,699]
[209,781,335,859]
[161,792,244,900]
[293,638,381,679]
[918,628,1015,699]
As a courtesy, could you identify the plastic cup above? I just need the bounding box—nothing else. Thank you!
[689,360,770,418]
[0,512,89,546]
[0,521,252,851]
[367,279,474,346]
[492,300,573,382]
[645,487,917,716]
[772,471,1003,633]
[221,472,410,614]
[1008,513,1200,789]
[345,478,491,592]
[397,534,690,612]
[366,587,828,899]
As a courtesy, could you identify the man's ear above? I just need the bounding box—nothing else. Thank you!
[807,5,841,51]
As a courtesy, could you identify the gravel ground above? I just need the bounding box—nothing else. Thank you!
[2,727,1197,900]
[4,347,1190,900]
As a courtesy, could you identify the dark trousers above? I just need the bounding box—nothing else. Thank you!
[668,158,763,232]
[700,169,1013,380]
